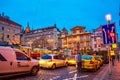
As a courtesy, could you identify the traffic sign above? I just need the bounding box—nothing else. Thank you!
[102,23,117,44]
[112,44,117,48]
[110,50,115,56]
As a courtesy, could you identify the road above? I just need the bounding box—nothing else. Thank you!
[10,65,106,80]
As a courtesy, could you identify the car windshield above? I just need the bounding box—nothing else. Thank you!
[41,55,52,59]
[82,56,92,60]
[67,55,75,58]
[95,56,100,59]
[96,56,100,58]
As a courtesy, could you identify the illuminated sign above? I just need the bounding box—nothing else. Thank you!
[102,23,117,44]
[112,44,117,48]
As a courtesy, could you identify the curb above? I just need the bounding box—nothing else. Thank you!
[93,64,109,80]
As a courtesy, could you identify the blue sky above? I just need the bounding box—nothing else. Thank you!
[0,0,120,40]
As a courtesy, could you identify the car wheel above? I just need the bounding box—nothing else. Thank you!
[65,62,68,67]
[51,64,56,69]
[30,66,39,76]
[93,65,97,72]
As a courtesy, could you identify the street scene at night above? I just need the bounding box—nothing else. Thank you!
[0,0,120,80]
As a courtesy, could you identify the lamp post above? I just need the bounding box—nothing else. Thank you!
[105,14,112,74]
[105,14,111,24]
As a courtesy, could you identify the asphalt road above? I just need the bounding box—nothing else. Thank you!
[9,65,106,80]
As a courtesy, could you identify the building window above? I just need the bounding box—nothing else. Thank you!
[86,36,90,40]
[7,35,9,38]
[2,27,4,31]
[94,44,97,48]
[80,36,83,40]
[80,30,83,33]
[94,38,96,41]
[86,42,90,46]
[8,28,10,32]
[80,43,84,47]
[73,31,76,34]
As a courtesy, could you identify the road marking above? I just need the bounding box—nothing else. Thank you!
[63,74,88,80]
[69,70,77,74]
[50,76,61,80]
[73,73,77,80]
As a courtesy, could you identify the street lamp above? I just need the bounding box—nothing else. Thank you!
[105,14,112,74]
[105,14,111,24]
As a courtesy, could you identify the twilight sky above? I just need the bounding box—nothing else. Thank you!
[0,0,120,40]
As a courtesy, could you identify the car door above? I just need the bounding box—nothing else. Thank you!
[58,56,66,66]
[15,51,31,72]
[0,53,13,74]
[53,55,61,67]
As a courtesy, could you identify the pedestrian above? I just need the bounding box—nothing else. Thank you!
[111,55,115,66]
[110,50,115,66]
[75,52,82,73]
[117,53,119,62]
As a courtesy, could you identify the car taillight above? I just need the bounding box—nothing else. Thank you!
[90,61,94,64]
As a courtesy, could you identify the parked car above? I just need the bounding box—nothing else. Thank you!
[39,54,68,69]
[95,55,103,66]
[0,47,39,79]
[82,55,100,71]
[66,55,76,65]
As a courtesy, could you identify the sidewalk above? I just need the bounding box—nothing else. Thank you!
[93,60,120,80]
[103,60,120,80]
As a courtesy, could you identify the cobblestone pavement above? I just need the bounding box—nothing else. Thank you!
[9,65,106,80]
[103,60,120,80]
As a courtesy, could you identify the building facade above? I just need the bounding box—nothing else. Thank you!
[62,26,92,54]
[58,27,68,50]
[0,14,21,45]
[21,24,60,50]
[91,27,107,51]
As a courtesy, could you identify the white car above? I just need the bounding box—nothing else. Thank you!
[0,47,39,78]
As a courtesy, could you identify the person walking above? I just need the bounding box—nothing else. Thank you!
[111,55,115,66]
[75,52,82,73]
[110,50,115,66]
[117,53,120,62]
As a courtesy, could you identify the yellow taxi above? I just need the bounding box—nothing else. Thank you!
[82,55,100,71]
[39,54,68,69]
[66,55,76,65]
[95,55,103,66]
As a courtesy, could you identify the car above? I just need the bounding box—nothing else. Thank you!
[66,55,76,65]
[95,55,103,66]
[39,54,68,69]
[82,55,100,71]
[0,47,39,79]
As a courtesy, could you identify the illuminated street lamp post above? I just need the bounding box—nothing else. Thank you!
[105,14,112,74]
[105,14,111,24]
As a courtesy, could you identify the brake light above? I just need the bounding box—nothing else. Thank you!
[90,61,94,64]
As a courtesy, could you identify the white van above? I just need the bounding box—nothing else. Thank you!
[0,47,39,78]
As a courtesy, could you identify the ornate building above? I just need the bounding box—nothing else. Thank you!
[91,27,106,51]
[92,25,118,51]
[21,24,60,50]
[58,27,68,50]
[0,13,21,45]
[62,26,91,55]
